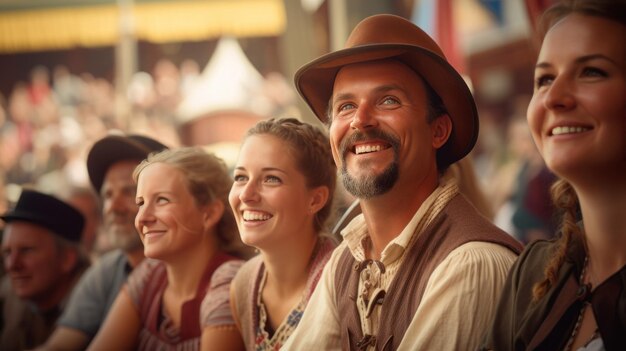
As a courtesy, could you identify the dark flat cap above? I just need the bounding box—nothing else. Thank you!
[1,189,85,243]
[86,134,168,192]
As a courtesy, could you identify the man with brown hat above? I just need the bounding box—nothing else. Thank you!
[39,133,168,351]
[0,189,89,350]
[283,14,522,350]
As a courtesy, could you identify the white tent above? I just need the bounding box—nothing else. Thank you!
[176,36,269,123]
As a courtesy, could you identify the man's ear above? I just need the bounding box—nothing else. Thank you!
[308,186,330,215]
[431,114,452,149]
[60,247,78,274]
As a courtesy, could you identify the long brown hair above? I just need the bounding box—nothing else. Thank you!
[532,179,581,301]
[537,0,626,40]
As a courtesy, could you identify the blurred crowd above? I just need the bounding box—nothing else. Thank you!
[0,60,202,255]
[0,56,557,260]
[1,0,624,348]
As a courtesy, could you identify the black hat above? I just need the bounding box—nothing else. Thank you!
[1,189,85,243]
[86,134,168,192]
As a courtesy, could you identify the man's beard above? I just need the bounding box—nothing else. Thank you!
[339,129,400,199]
[104,216,143,252]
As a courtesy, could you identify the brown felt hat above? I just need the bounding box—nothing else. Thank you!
[87,134,168,192]
[294,14,478,167]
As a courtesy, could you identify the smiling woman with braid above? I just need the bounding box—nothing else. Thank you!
[482,0,626,350]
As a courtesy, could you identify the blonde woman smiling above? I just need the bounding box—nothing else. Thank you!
[89,148,249,351]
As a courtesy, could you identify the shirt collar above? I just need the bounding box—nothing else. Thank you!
[341,170,460,265]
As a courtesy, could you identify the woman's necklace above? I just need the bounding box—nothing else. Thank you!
[563,256,599,351]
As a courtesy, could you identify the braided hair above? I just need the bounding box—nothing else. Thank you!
[530,0,626,302]
[245,118,337,233]
[532,179,581,301]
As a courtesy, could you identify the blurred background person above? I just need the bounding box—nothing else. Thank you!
[39,134,168,351]
[0,189,87,350]
[491,116,556,243]
[61,185,102,258]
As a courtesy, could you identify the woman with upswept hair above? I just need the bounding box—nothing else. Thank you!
[88,147,251,351]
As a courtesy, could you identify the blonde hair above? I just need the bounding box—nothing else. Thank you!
[133,147,251,259]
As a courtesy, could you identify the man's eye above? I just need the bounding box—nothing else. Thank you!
[338,103,356,112]
[382,97,399,105]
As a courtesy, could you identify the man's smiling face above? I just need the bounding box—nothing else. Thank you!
[329,59,441,199]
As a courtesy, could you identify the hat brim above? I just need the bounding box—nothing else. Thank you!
[295,43,478,167]
[87,135,166,192]
[1,212,51,231]
[0,211,82,242]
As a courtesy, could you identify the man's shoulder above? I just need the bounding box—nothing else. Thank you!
[85,250,129,277]
[330,240,351,263]
[443,241,519,270]
[444,194,504,231]
[97,249,128,265]
[441,194,523,252]
[71,250,130,294]
[325,241,354,284]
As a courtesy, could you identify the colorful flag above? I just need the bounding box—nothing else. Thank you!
[411,0,466,74]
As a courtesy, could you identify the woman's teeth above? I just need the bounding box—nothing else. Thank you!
[243,211,271,221]
[551,126,590,135]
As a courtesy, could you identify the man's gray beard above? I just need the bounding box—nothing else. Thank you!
[106,225,143,252]
[341,161,399,199]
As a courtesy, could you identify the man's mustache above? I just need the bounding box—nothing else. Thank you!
[339,129,400,157]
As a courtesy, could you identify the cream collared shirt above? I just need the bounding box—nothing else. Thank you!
[282,175,518,351]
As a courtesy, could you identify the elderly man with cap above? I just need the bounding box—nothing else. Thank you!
[0,189,88,350]
[283,14,523,350]
[39,134,168,351]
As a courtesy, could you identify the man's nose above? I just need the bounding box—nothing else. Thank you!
[350,103,378,131]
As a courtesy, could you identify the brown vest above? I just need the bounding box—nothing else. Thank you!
[334,194,522,350]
